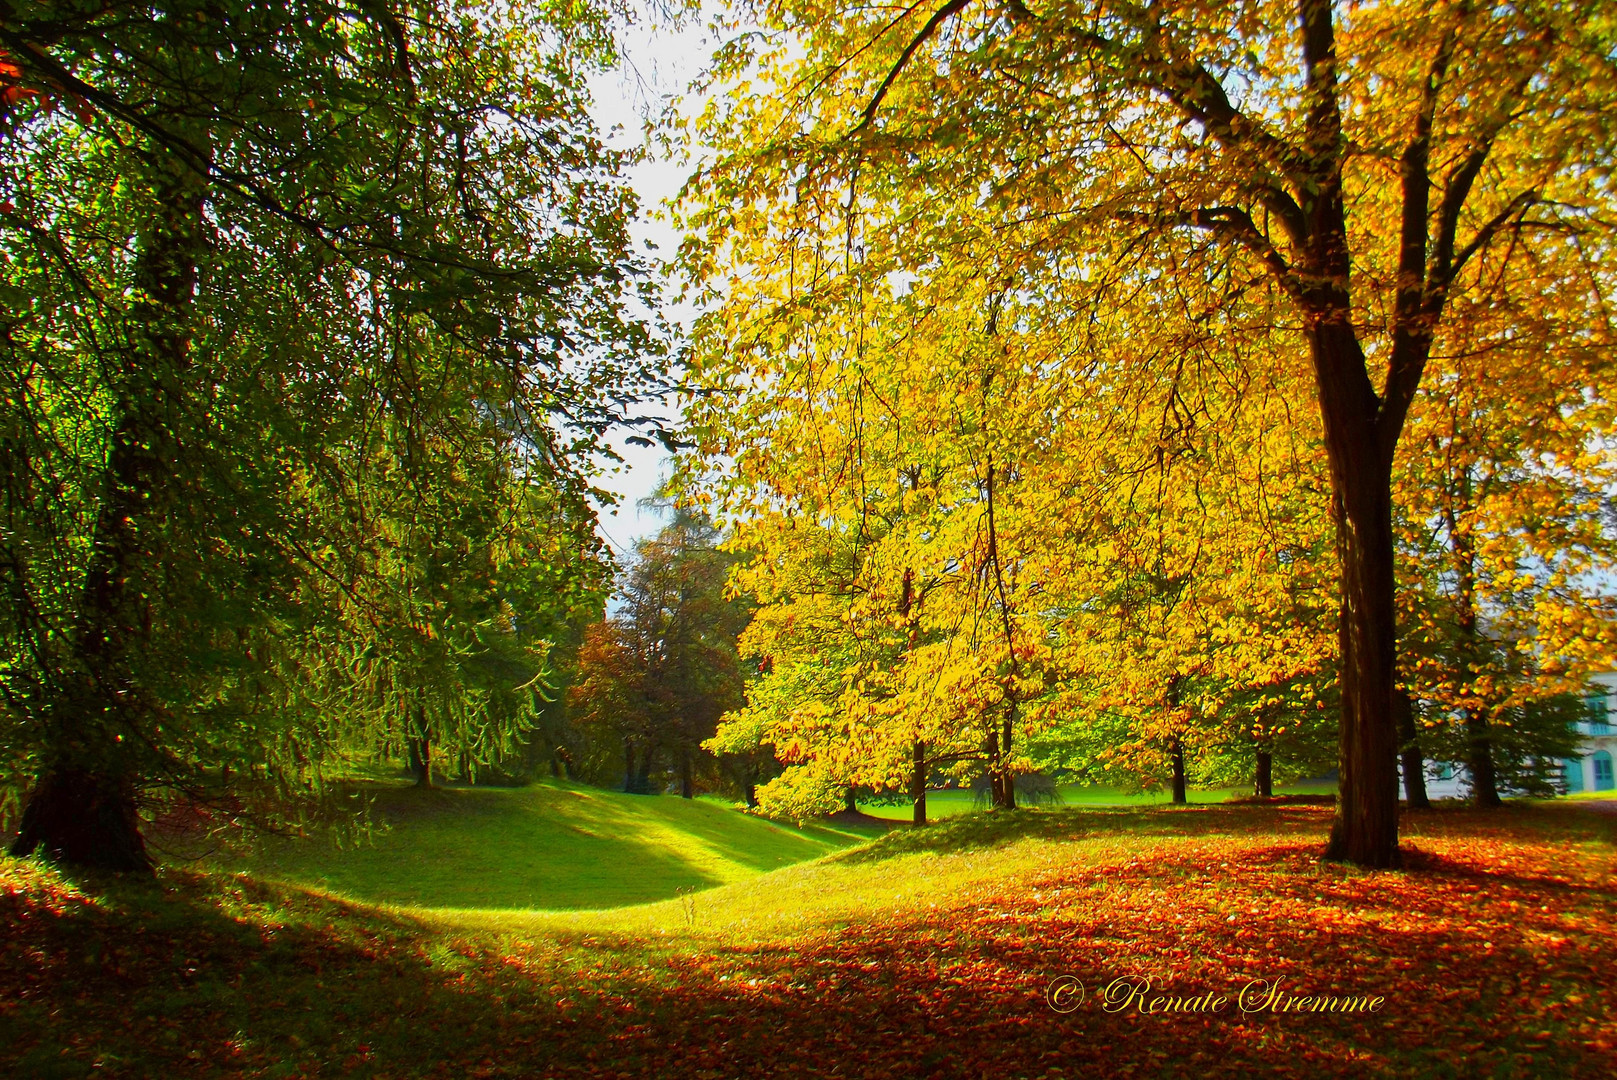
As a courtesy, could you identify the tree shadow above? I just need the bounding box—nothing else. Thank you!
[828,803,1328,864]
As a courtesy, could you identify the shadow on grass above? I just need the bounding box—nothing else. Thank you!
[0,861,582,1079]
[828,803,1329,864]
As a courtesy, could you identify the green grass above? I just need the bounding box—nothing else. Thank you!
[214,778,1342,911]
[215,779,881,911]
[1561,787,1617,801]
[853,779,1339,820]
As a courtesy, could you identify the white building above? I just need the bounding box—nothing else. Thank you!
[1403,672,1617,799]
[1563,672,1617,795]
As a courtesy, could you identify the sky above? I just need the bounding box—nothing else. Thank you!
[583,8,722,562]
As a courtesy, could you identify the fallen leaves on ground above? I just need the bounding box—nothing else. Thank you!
[2,803,1614,1078]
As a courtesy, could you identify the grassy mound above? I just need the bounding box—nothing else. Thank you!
[210,779,879,910]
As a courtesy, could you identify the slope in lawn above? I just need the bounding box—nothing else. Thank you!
[221,780,877,910]
[7,802,1616,1079]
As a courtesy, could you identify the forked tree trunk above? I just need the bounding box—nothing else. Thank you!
[1396,689,1430,809]
[1254,751,1273,799]
[1296,0,1431,868]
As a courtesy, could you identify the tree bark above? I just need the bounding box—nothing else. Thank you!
[911,739,927,826]
[12,141,205,872]
[742,781,757,809]
[10,768,151,871]
[999,714,1017,810]
[408,735,432,788]
[633,748,654,795]
[680,751,693,799]
[1299,0,1410,869]
[1315,346,1403,868]
[1170,736,1187,805]
[844,786,858,815]
[1396,688,1430,808]
[983,728,1003,807]
[1465,708,1502,808]
[1254,750,1273,799]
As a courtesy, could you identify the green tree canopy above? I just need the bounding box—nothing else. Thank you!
[0,0,661,868]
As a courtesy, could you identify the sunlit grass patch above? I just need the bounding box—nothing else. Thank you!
[211,779,878,911]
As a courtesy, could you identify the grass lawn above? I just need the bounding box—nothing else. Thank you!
[210,779,880,910]
[855,779,1339,819]
[4,798,1615,1078]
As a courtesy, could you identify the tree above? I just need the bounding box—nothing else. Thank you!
[569,509,749,797]
[688,266,1079,823]
[0,1,656,869]
[680,0,1617,865]
[1394,235,1617,805]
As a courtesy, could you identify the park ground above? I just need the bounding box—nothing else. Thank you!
[2,783,1615,1078]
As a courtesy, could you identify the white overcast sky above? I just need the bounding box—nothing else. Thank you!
[584,6,723,560]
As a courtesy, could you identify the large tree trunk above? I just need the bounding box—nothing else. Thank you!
[1170,736,1187,805]
[1317,397,1402,867]
[911,739,927,826]
[12,143,204,873]
[1254,750,1273,799]
[10,769,150,871]
[1297,0,1412,868]
[1396,688,1430,808]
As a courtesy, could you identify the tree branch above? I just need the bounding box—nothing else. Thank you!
[1119,206,1298,298]
[850,0,971,136]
